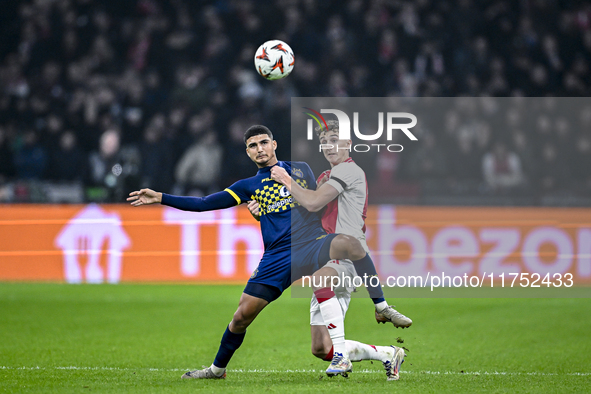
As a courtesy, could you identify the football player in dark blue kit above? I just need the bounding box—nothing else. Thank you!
[128,125,382,379]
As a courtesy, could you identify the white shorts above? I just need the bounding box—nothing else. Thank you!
[310,259,357,326]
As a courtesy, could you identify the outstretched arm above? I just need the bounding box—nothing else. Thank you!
[128,188,162,206]
[128,188,237,212]
[271,166,339,212]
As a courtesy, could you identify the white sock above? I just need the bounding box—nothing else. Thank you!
[375,301,388,312]
[346,340,392,362]
[210,364,225,376]
[316,292,347,358]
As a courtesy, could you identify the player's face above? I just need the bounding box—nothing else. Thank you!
[319,131,350,166]
[246,134,278,168]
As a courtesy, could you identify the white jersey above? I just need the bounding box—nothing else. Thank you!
[322,158,369,253]
[310,158,369,323]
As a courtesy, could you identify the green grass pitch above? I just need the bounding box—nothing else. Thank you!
[1,283,590,393]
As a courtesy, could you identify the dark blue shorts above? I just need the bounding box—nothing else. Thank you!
[245,233,338,300]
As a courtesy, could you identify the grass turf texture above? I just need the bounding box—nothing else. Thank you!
[0,284,590,393]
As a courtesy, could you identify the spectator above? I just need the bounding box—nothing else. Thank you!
[139,125,173,193]
[50,131,86,182]
[174,130,223,196]
[0,0,589,204]
[88,129,140,201]
[0,127,14,183]
[450,135,482,185]
[13,131,47,180]
[537,142,571,193]
[482,141,524,192]
[408,133,449,184]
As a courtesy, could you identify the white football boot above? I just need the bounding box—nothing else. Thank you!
[375,305,412,328]
[181,366,226,379]
[382,345,406,381]
[326,352,353,378]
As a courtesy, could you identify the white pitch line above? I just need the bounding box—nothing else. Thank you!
[0,366,589,376]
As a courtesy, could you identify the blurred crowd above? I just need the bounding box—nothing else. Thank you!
[0,0,590,204]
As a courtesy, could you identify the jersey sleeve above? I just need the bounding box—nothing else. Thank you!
[316,169,331,186]
[224,179,253,204]
[301,162,317,190]
[326,163,360,194]
[161,190,237,212]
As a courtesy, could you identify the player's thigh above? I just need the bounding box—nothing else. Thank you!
[311,265,339,290]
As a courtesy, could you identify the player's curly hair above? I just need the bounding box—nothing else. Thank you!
[315,119,339,138]
[243,125,274,144]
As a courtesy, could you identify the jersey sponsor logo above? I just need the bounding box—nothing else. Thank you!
[279,186,290,197]
[267,196,294,212]
[292,168,304,178]
[261,177,272,183]
[253,179,307,215]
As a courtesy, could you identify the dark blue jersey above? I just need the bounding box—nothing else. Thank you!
[161,160,327,252]
[225,161,326,251]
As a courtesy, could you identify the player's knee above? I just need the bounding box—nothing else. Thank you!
[335,234,365,260]
[231,309,254,330]
[311,268,338,291]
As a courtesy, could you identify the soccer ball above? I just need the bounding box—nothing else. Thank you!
[254,40,295,80]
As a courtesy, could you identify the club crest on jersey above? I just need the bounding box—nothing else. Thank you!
[251,268,258,279]
[292,168,304,178]
[279,186,291,197]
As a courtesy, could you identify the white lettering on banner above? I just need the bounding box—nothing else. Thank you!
[163,208,217,276]
[522,227,573,275]
[479,228,521,275]
[217,209,264,277]
[55,204,130,283]
[432,227,478,276]
[578,228,591,277]
[377,206,428,276]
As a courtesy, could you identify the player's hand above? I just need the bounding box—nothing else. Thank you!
[247,200,261,221]
[271,166,292,188]
[127,188,162,206]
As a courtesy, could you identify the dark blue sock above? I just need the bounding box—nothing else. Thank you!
[213,326,246,368]
[352,253,385,303]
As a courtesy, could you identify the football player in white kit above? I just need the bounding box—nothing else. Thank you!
[267,120,410,380]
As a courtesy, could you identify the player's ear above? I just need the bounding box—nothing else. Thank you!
[272,140,277,150]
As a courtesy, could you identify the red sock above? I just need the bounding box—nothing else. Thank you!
[323,346,334,361]
[314,288,335,303]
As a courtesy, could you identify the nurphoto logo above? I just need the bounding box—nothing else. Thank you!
[303,107,418,152]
